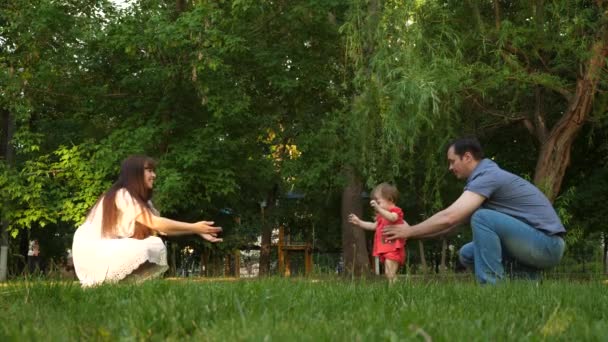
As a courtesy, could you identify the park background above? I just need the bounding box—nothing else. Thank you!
[1,0,608,281]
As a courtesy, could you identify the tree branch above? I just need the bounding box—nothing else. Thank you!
[502,43,531,70]
[470,97,529,120]
[494,0,501,30]
[26,87,138,99]
[466,95,539,136]
[477,117,530,133]
[534,87,548,142]
[503,74,573,102]
[465,0,485,33]
[595,0,604,9]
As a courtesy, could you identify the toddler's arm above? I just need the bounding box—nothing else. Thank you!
[370,201,399,222]
[348,213,377,230]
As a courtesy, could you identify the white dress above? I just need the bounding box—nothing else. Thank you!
[72,189,168,286]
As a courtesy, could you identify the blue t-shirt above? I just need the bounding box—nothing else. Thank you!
[465,159,566,235]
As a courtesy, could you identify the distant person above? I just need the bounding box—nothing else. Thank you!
[72,155,222,287]
[383,138,566,284]
[349,183,407,283]
[62,248,75,279]
[27,239,41,274]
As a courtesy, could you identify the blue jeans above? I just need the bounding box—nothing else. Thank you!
[459,209,565,284]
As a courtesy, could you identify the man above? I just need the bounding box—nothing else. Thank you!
[383,137,566,284]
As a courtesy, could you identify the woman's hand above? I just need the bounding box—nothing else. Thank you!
[194,221,222,234]
[132,222,153,240]
[195,221,222,242]
[200,233,223,243]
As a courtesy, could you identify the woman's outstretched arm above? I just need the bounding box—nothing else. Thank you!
[136,214,222,236]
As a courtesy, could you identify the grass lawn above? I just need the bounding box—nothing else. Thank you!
[1,276,606,341]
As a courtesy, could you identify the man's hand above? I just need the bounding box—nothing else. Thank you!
[383,222,411,241]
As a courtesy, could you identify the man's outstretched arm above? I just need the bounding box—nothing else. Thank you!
[383,191,485,241]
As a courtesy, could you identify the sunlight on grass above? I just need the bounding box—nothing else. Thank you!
[540,305,573,337]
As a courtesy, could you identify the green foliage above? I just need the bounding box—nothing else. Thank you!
[1,0,351,257]
[338,0,468,211]
[1,0,607,272]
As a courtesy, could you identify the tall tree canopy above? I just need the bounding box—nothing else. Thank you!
[1,0,607,279]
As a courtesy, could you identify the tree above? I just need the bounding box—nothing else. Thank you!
[0,0,115,279]
[455,0,607,201]
[0,107,15,281]
[342,0,608,202]
[1,0,354,278]
[225,0,353,275]
[336,0,463,275]
[333,0,608,275]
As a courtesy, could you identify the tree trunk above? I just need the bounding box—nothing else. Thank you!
[604,232,607,275]
[224,253,231,277]
[174,0,188,19]
[534,29,608,201]
[200,247,208,276]
[338,0,379,278]
[0,108,15,281]
[176,0,186,13]
[341,167,370,276]
[168,242,177,277]
[439,238,448,273]
[258,203,270,276]
[258,187,277,276]
[418,241,428,274]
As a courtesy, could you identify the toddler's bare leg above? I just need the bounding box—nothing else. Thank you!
[384,259,399,284]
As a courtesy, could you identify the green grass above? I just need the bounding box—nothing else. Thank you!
[1,277,606,341]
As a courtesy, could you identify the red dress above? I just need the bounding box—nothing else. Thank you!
[373,207,406,264]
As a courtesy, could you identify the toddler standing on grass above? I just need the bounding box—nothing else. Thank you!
[348,183,406,283]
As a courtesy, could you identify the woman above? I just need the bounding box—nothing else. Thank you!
[72,155,222,286]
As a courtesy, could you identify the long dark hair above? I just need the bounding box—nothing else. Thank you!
[95,155,156,237]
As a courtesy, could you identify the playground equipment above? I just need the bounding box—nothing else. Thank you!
[223,250,241,277]
[277,226,313,276]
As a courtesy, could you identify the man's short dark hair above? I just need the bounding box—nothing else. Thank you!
[448,137,484,160]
